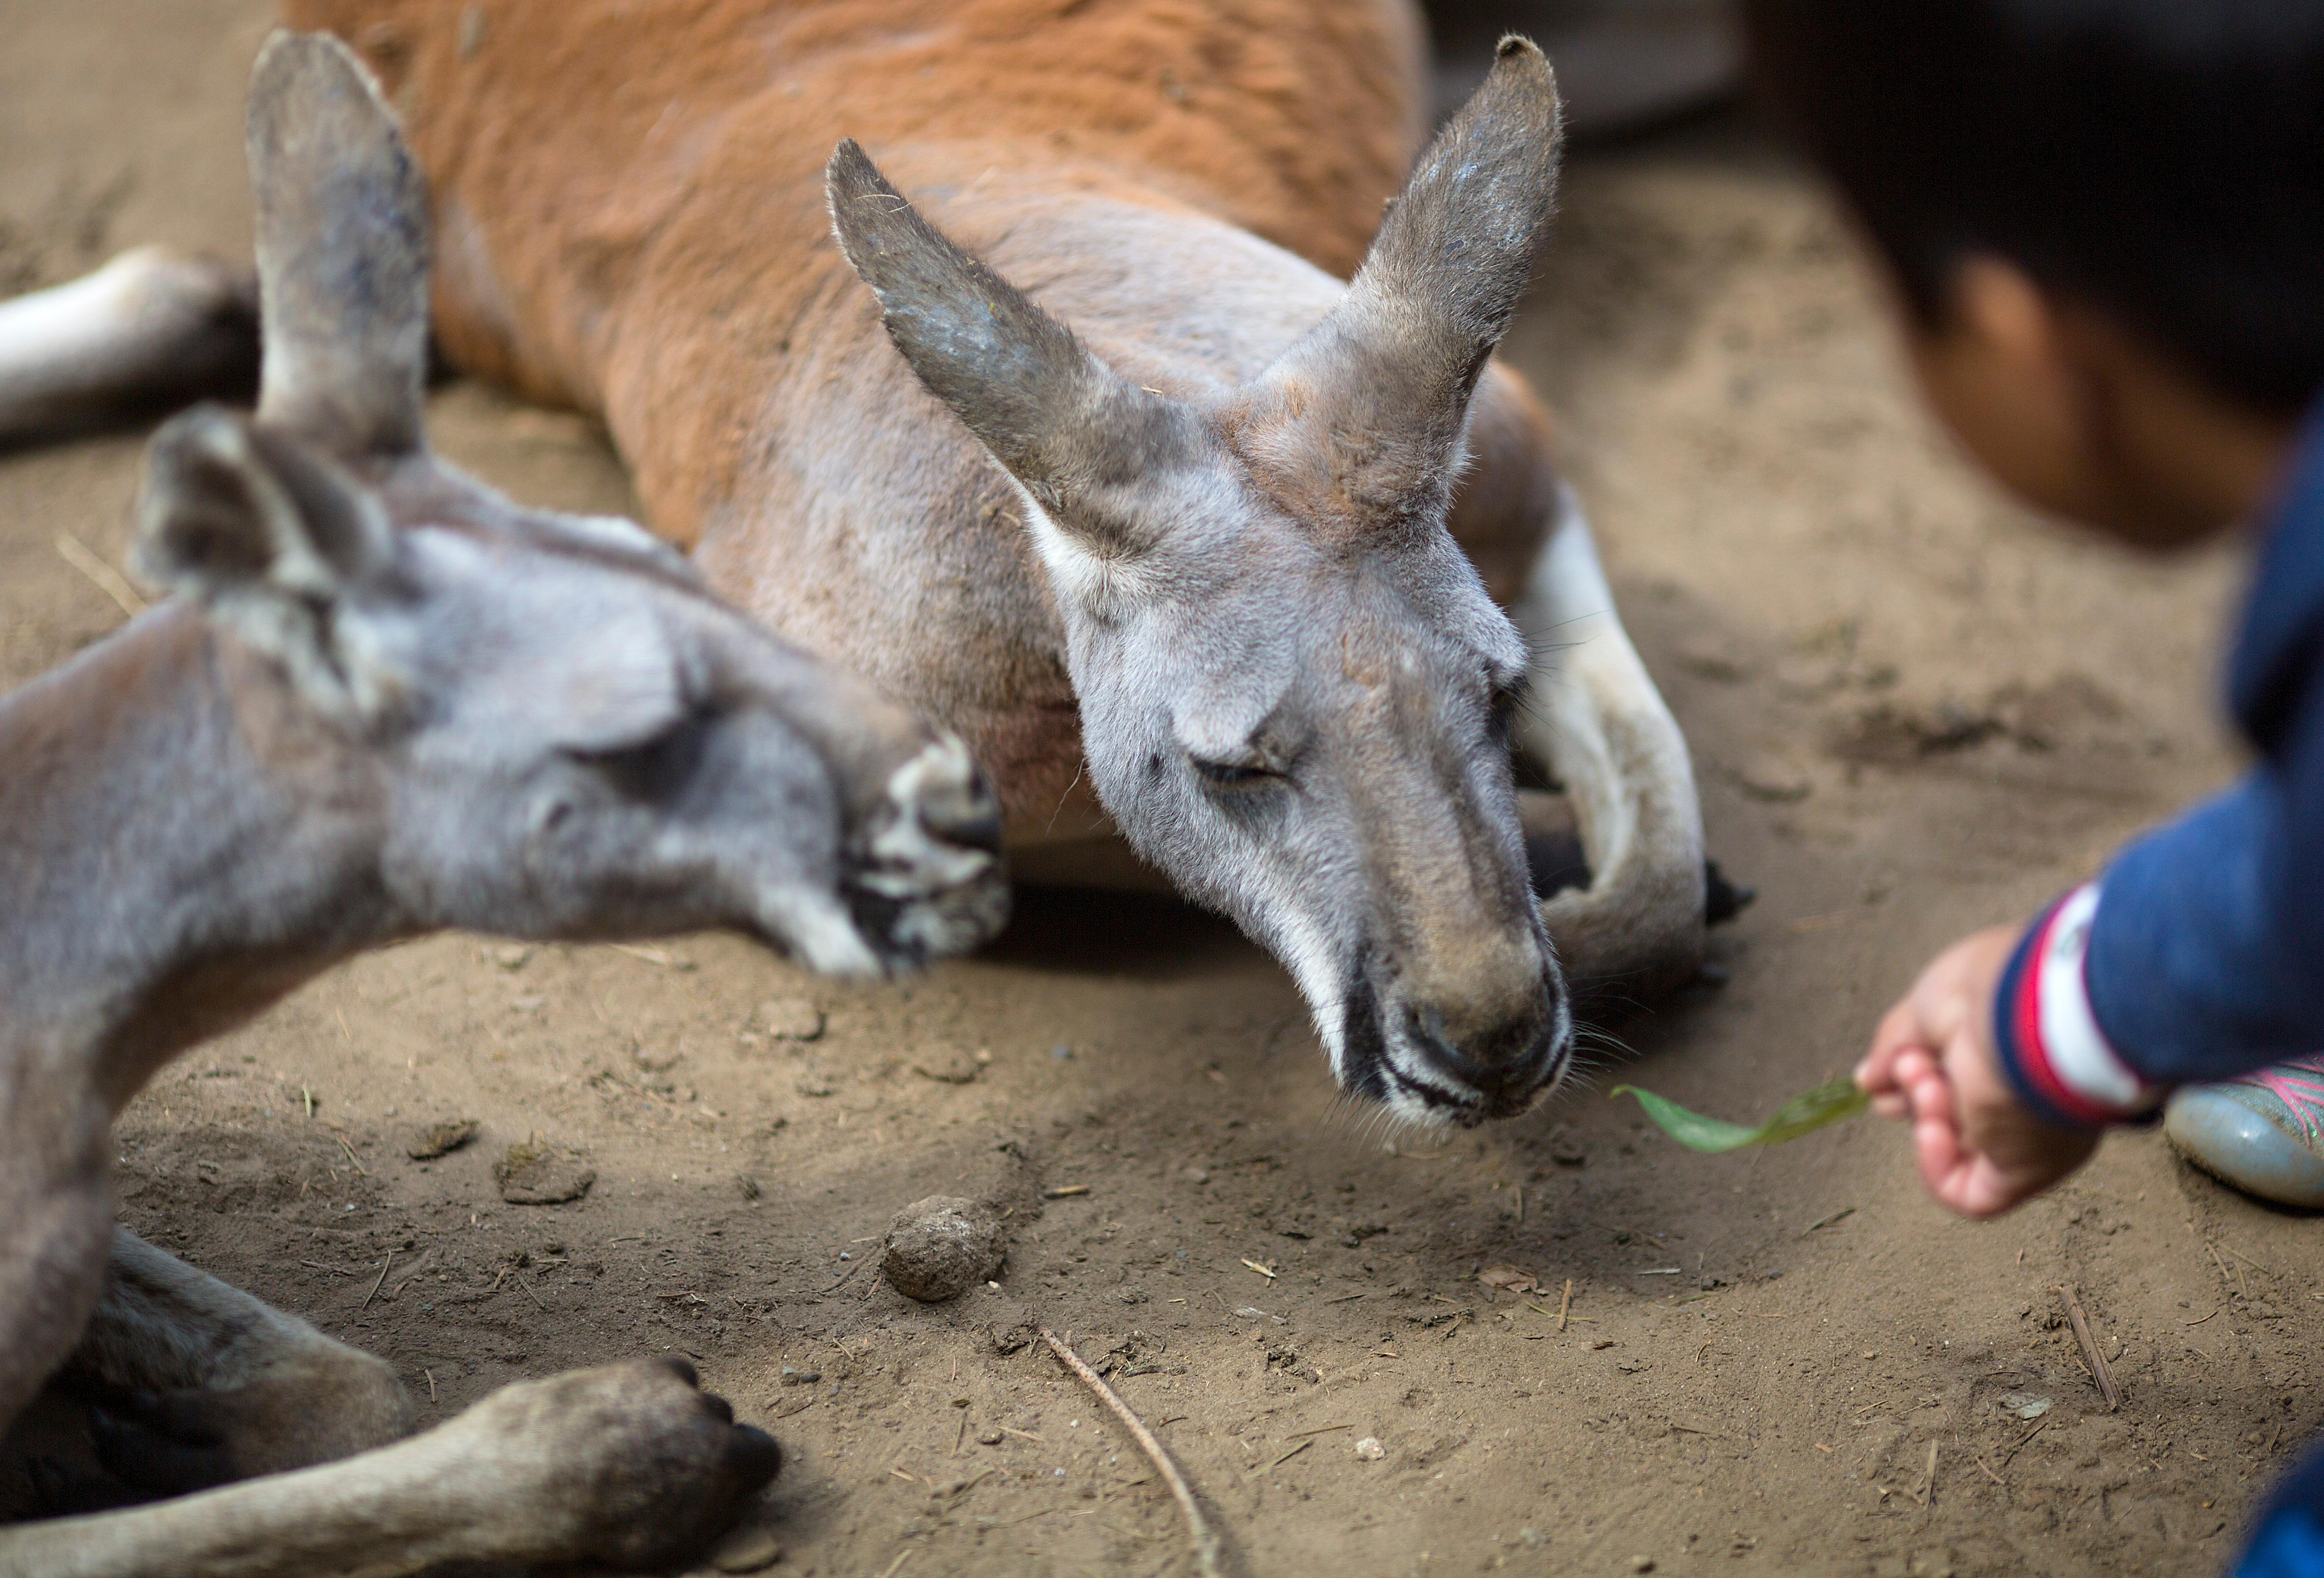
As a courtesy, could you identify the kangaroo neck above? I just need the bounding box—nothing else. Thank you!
[0,607,393,1112]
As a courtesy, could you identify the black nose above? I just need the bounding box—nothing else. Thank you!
[1404,1000,1565,1113]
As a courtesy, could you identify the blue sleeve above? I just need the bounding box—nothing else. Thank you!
[2083,697,2324,1083]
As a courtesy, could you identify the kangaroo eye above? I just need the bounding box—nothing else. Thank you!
[1192,757,1277,789]
[1488,677,1528,738]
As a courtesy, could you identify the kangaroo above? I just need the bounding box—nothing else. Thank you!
[0,35,1007,1575]
[20,2,1719,1126]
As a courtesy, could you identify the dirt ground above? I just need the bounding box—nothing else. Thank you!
[3,4,2317,1575]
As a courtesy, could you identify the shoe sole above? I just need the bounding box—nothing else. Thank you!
[2164,1086,2324,1209]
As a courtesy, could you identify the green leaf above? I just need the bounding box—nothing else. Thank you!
[1608,1075,1870,1154]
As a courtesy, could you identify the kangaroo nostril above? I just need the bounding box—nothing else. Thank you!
[1403,999,1561,1099]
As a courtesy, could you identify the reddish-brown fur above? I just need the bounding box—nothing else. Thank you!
[287,0,1426,534]
[279,1,1574,829]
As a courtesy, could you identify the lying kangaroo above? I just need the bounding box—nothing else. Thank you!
[24,2,1716,1126]
[0,35,1007,1575]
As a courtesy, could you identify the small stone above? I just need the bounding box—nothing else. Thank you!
[1630,1558,1656,1574]
[492,1141,594,1205]
[913,1046,982,1084]
[758,997,825,1042]
[492,944,533,971]
[793,1076,835,1098]
[1353,1436,1385,1461]
[1998,1391,2053,1420]
[1728,750,1813,803]
[704,1523,782,1573]
[977,1429,1004,1446]
[882,1195,1006,1303]
[405,1118,479,1161]
[1676,643,1751,683]
[1050,1043,1074,1060]
[779,1366,821,1387]
[1519,1527,1544,1550]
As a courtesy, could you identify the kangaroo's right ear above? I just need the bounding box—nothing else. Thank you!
[244,30,431,459]
[825,139,1204,567]
[135,404,408,720]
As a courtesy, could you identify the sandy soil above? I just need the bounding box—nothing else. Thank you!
[3,5,2317,1575]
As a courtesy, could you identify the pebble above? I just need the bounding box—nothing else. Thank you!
[1729,749,1813,803]
[1354,1436,1384,1461]
[1630,1558,1656,1574]
[405,1118,479,1161]
[881,1195,1005,1302]
[757,996,825,1042]
[491,1141,593,1205]
[703,1523,782,1573]
[977,1428,1004,1446]
[912,1046,983,1084]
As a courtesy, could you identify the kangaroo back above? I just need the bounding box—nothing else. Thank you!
[281,0,1428,538]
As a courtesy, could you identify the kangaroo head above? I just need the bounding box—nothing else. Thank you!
[125,32,1007,974]
[830,40,1568,1122]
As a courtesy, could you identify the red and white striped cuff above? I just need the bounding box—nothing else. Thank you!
[2001,884,2164,1126]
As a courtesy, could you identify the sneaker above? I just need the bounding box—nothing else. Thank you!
[2165,1056,2324,1209]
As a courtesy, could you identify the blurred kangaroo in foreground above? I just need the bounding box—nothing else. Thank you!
[0,35,1009,1575]
[6,0,1731,1127]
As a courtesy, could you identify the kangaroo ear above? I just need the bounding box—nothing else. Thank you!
[1249,37,1562,528]
[825,139,1202,557]
[244,30,431,459]
[135,404,406,716]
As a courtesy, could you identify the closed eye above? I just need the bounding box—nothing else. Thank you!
[1192,757,1279,789]
[1488,676,1529,741]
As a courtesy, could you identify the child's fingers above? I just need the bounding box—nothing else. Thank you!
[1931,1155,2024,1220]
[1911,1100,1971,1208]
[1895,1050,1973,1207]
[1858,1000,1926,1094]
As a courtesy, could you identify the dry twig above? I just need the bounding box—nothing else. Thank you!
[2056,1285,2120,1410]
[54,532,147,620]
[1039,1327,1223,1578]
[1557,1278,1574,1332]
[362,1251,394,1311]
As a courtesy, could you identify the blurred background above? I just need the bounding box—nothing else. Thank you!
[1428,0,1738,134]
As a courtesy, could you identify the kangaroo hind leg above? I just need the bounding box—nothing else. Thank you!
[0,248,258,446]
[58,1230,413,1498]
[1512,483,1710,997]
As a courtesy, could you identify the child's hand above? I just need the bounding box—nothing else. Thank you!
[1858,928,2099,1218]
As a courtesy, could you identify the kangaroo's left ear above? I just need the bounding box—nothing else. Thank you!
[1246,36,1563,528]
[134,403,409,720]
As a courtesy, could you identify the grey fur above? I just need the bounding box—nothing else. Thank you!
[0,34,1004,1574]
[826,43,1581,1125]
